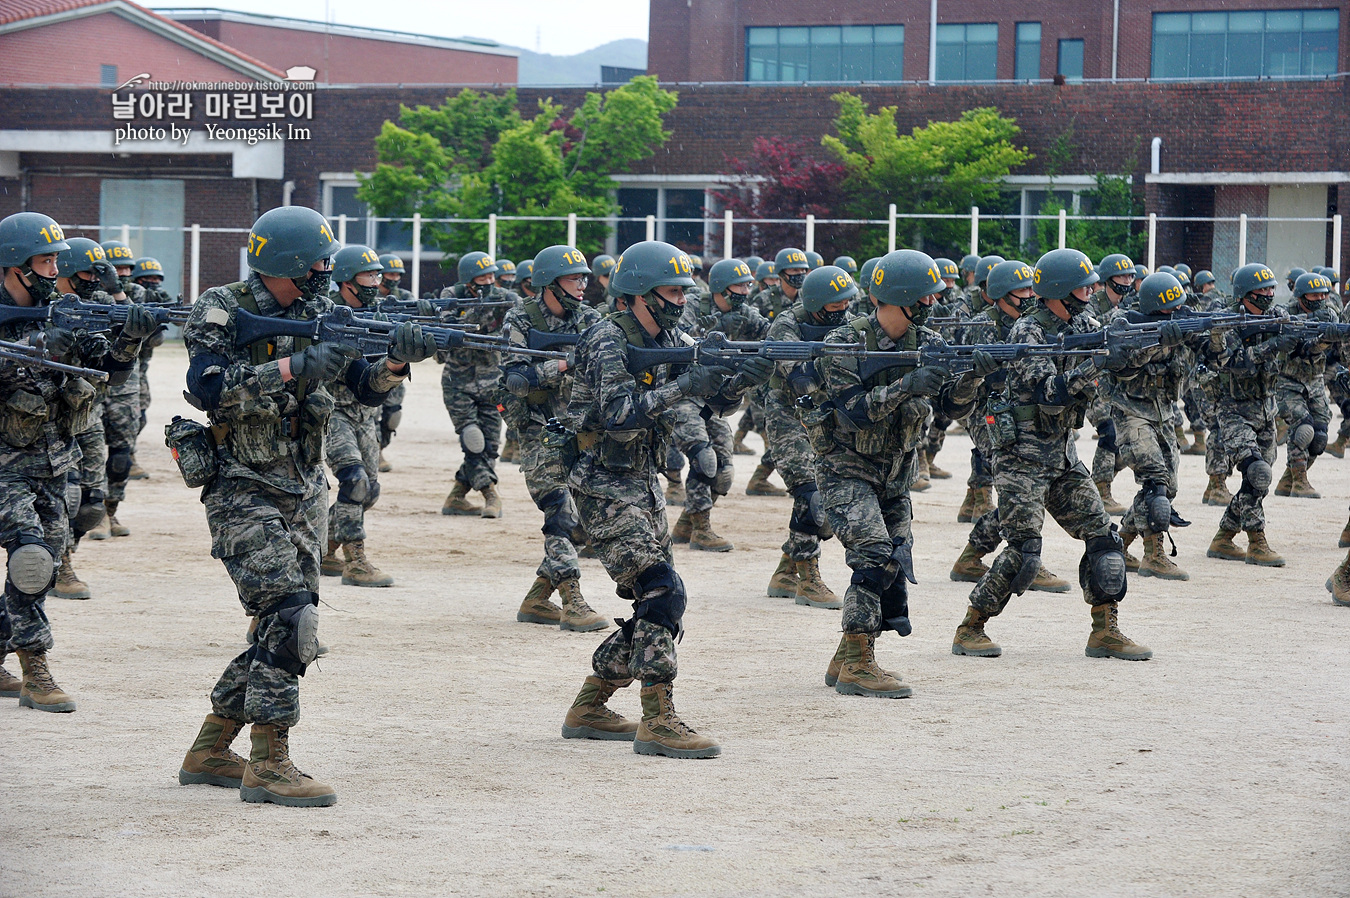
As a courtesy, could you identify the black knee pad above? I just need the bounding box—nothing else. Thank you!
[6,534,57,600]
[788,482,830,538]
[1142,480,1172,533]
[631,562,686,641]
[1237,455,1272,496]
[889,536,916,585]
[106,447,132,483]
[249,591,320,677]
[1009,537,1042,595]
[1311,425,1329,457]
[63,471,80,520]
[880,578,911,637]
[850,565,895,596]
[1080,528,1127,603]
[72,486,106,538]
[364,479,381,510]
[336,464,370,505]
[1096,419,1117,454]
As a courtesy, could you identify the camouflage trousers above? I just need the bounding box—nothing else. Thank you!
[137,352,151,432]
[1113,412,1181,538]
[739,398,775,468]
[103,384,140,503]
[441,364,501,491]
[1215,400,1277,534]
[325,406,380,544]
[764,390,821,561]
[1275,381,1330,468]
[1195,386,1232,477]
[663,442,684,475]
[519,424,581,584]
[569,459,677,683]
[970,454,1114,616]
[967,506,1004,554]
[667,399,734,515]
[1182,385,1207,435]
[965,417,995,489]
[380,382,406,449]
[202,472,326,727]
[0,470,69,653]
[925,412,950,456]
[1330,373,1350,440]
[819,458,916,635]
[71,407,107,543]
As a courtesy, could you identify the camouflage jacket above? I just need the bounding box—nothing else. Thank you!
[437,282,519,380]
[1099,306,1197,423]
[183,272,404,495]
[501,296,601,429]
[1001,305,1107,462]
[950,303,1018,446]
[1198,299,1289,408]
[678,293,772,342]
[1276,299,1338,390]
[764,303,855,404]
[377,285,415,304]
[751,284,798,321]
[1089,287,1130,320]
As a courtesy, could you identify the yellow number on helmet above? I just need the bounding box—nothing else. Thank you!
[872,268,884,286]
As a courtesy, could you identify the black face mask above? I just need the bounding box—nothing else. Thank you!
[904,302,931,328]
[22,266,60,305]
[1107,279,1135,298]
[72,273,101,300]
[1246,292,1275,312]
[813,308,847,327]
[119,274,134,293]
[293,268,331,299]
[353,284,380,306]
[648,293,684,330]
[723,289,749,311]
[1062,296,1089,317]
[783,272,806,290]
[471,281,493,300]
[548,283,583,314]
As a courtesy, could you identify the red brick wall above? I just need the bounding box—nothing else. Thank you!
[0,13,261,86]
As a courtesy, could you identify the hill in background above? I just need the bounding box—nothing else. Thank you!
[497,38,648,86]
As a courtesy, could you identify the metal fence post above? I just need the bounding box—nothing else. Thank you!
[189,223,200,301]
[1147,213,1157,271]
[1237,213,1247,269]
[887,204,897,253]
[970,206,979,256]
[1058,208,1067,249]
[724,209,733,259]
[567,212,577,247]
[337,213,347,245]
[120,223,130,247]
[645,215,656,241]
[411,214,421,298]
[488,214,497,258]
[1332,214,1342,281]
[805,214,815,253]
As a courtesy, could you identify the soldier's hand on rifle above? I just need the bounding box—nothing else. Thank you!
[120,304,158,341]
[1158,321,1185,348]
[970,349,999,379]
[417,299,437,317]
[38,326,76,358]
[289,342,360,382]
[1267,331,1300,356]
[735,355,774,387]
[1319,322,1347,343]
[697,313,719,331]
[899,365,948,396]
[90,259,122,294]
[387,322,438,365]
[677,363,734,397]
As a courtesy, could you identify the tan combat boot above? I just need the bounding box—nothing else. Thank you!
[911,454,931,492]
[793,558,841,609]
[500,437,519,464]
[517,576,563,625]
[86,508,111,540]
[1183,430,1207,456]
[825,632,902,686]
[1120,531,1141,573]
[1326,434,1347,459]
[562,676,636,740]
[633,682,721,758]
[1274,466,1294,497]
[378,450,392,473]
[105,500,130,537]
[1339,513,1350,548]
[480,485,502,519]
[320,539,344,577]
[1096,479,1126,516]
[179,713,248,787]
[664,470,686,506]
[1288,463,1320,499]
[1330,552,1350,607]
[1202,474,1233,506]
[957,488,978,523]
[746,463,786,496]
[0,654,22,698]
[1175,424,1191,452]
[1139,532,1189,580]
[1029,565,1071,592]
[557,578,609,632]
[127,455,149,479]
[671,509,692,544]
[689,510,733,552]
[1245,530,1285,567]
[1207,528,1245,561]
[952,606,1002,657]
[15,649,75,712]
[441,481,480,515]
[971,487,995,518]
[239,723,337,807]
[925,450,951,479]
[835,633,912,698]
[1086,603,1152,660]
[766,553,798,598]
[50,549,90,600]
[949,543,990,583]
[732,423,754,455]
[341,541,394,588]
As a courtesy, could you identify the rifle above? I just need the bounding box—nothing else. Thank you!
[378,296,514,315]
[526,330,580,353]
[852,342,1108,381]
[0,336,109,382]
[233,306,566,361]
[0,295,190,332]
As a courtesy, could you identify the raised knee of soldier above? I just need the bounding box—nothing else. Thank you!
[6,535,57,600]
[250,591,320,677]
[106,446,132,483]
[632,562,686,640]
[335,464,370,505]
[1079,528,1127,603]
[1237,454,1272,496]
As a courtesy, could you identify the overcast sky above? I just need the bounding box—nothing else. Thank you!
[151,0,650,55]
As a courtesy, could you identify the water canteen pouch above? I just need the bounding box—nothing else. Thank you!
[165,415,219,488]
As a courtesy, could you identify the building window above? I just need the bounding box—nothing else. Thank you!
[100,64,118,87]
[1057,38,1084,81]
[936,23,998,82]
[746,24,903,82]
[1151,9,1340,79]
[1015,23,1041,80]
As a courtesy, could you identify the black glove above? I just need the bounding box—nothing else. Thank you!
[387,322,438,365]
[289,342,359,382]
[676,364,734,397]
[417,299,437,317]
[1158,320,1185,348]
[899,365,948,396]
[696,313,719,331]
[735,355,774,387]
[970,349,999,379]
[718,312,745,335]
[39,326,76,358]
[1319,322,1347,343]
[90,259,122,294]
[1267,331,1300,355]
[120,304,157,341]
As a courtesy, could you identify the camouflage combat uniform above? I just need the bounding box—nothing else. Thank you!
[1274,301,1336,470]
[1087,288,1128,487]
[324,362,382,545]
[376,286,415,451]
[437,283,517,491]
[183,273,404,726]
[952,303,1018,556]
[101,281,143,505]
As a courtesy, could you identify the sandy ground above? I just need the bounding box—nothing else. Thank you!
[2,341,1348,898]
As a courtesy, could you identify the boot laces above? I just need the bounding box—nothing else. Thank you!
[27,659,58,692]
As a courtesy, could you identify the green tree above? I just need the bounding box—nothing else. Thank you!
[357,77,677,261]
[1033,176,1146,264]
[821,94,1033,259]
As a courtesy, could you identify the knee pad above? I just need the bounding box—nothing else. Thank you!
[1310,425,1329,457]
[850,565,894,596]
[687,442,717,481]
[1142,480,1172,533]
[364,479,381,510]
[72,486,106,536]
[713,463,734,496]
[250,591,320,677]
[106,447,132,483]
[382,405,402,434]
[1009,537,1042,595]
[1096,419,1118,454]
[1238,455,1272,496]
[631,562,686,641]
[880,578,911,637]
[889,536,916,585]
[1291,417,1316,451]
[64,471,80,520]
[460,423,486,455]
[6,536,57,599]
[788,482,830,538]
[335,464,370,505]
[539,489,583,542]
[1080,529,1127,603]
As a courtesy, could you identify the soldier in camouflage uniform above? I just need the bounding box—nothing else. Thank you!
[582,254,615,308]
[670,258,770,551]
[1202,263,1294,567]
[0,212,155,710]
[762,264,857,609]
[1086,253,1138,517]
[94,241,144,538]
[959,254,1003,320]
[1271,272,1340,499]
[951,248,1151,661]
[176,206,434,807]
[500,244,607,632]
[559,240,771,759]
[439,251,517,518]
[800,250,988,697]
[129,256,173,480]
[948,260,1072,594]
[373,253,414,473]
